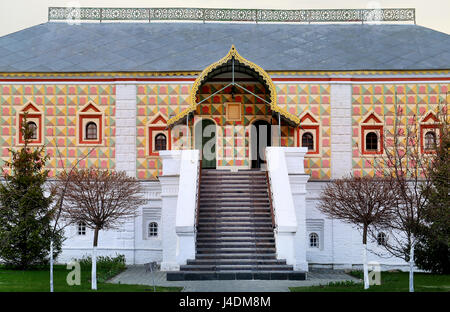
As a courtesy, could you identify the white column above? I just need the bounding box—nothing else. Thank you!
[115,84,137,263]
[330,84,352,178]
[115,84,137,177]
[159,150,182,271]
[285,147,310,271]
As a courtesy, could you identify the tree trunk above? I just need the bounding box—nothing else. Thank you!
[92,228,99,290]
[409,240,415,293]
[50,240,54,292]
[362,225,370,290]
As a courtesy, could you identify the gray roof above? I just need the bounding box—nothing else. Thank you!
[0,22,449,72]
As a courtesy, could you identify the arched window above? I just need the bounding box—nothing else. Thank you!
[77,222,86,236]
[148,222,158,237]
[302,132,314,151]
[365,132,378,151]
[26,121,37,140]
[309,233,319,248]
[155,133,167,151]
[85,122,98,140]
[377,232,387,246]
[424,131,436,150]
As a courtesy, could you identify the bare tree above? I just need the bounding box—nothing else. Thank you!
[56,168,145,290]
[368,100,446,292]
[318,175,398,289]
[47,138,95,292]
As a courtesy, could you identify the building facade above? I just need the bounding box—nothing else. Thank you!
[0,8,449,271]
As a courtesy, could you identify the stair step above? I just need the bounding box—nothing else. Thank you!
[197,248,276,254]
[195,253,277,259]
[196,237,275,243]
[180,264,293,271]
[187,169,294,276]
[166,271,306,281]
[186,259,286,265]
[199,221,272,226]
[200,193,268,197]
[199,208,270,212]
[198,217,272,222]
[199,211,271,216]
[202,170,266,175]
[200,202,270,207]
[196,232,274,238]
[196,243,275,249]
[201,186,268,190]
[200,181,267,185]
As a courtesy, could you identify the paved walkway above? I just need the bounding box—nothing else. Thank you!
[109,266,360,292]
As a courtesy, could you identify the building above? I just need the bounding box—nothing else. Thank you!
[0,8,449,278]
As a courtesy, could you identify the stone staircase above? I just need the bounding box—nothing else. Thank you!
[167,169,306,281]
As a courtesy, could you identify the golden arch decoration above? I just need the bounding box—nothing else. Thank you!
[167,45,300,126]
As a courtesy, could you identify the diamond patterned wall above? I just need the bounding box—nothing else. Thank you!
[136,82,331,180]
[276,84,331,179]
[136,84,191,179]
[351,83,449,176]
[0,84,116,177]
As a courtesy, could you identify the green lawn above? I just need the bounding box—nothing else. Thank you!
[290,271,450,292]
[0,265,181,292]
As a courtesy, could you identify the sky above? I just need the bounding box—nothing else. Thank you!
[0,0,449,37]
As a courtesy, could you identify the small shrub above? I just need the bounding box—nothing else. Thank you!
[349,270,363,279]
[74,254,126,282]
[327,280,360,287]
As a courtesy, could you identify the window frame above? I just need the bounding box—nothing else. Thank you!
[85,121,98,140]
[365,131,379,151]
[77,222,86,236]
[424,131,437,150]
[154,133,167,151]
[297,113,320,155]
[361,125,383,155]
[420,124,441,154]
[77,102,103,146]
[26,121,38,140]
[301,132,315,151]
[309,232,319,248]
[17,103,43,146]
[147,222,158,238]
[377,232,387,246]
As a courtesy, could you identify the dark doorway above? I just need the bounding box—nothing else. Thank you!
[251,120,271,169]
[195,119,216,169]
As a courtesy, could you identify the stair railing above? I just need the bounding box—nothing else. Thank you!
[265,171,276,229]
[195,160,202,231]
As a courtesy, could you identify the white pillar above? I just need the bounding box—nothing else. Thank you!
[115,84,137,177]
[159,150,182,271]
[285,147,310,271]
[115,84,137,263]
[330,84,352,178]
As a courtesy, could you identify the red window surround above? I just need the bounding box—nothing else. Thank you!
[420,125,440,154]
[148,127,171,156]
[18,113,42,145]
[297,125,320,155]
[78,114,102,145]
[361,125,384,155]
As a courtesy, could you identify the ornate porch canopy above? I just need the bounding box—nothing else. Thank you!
[166,45,300,127]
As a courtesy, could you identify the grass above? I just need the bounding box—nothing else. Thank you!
[290,271,450,292]
[0,256,182,292]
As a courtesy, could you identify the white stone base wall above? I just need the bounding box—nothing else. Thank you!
[57,179,410,270]
[57,180,162,265]
[305,181,408,270]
